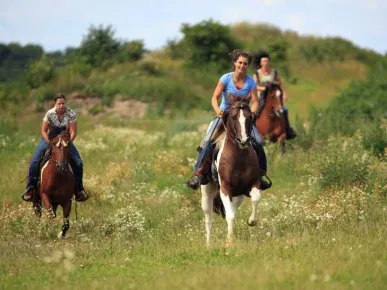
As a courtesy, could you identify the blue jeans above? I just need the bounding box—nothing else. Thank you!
[194,117,266,172]
[27,138,84,191]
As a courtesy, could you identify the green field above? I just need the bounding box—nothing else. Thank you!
[1,21,386,290]
[1,110,387,289]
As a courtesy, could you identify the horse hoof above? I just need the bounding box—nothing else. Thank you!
[247,219,258,227]
[58,231,66,239]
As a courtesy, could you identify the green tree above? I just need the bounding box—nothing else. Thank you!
[180,19,241,69]
[79,25,120,67]
[26,55,56,89]
[117,40,146,62]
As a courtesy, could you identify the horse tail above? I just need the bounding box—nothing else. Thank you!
[213,193,225,219]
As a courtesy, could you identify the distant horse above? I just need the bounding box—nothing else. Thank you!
[201,94,262,247]
[255,82,287,153]
[33,130,76,238]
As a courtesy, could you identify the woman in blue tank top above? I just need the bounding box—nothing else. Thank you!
[187,49,271,191]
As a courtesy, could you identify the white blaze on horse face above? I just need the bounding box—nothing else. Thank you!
[276,90,281,98]
[238,109,248,142]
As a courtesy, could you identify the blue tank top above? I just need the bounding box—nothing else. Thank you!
[218,72,256,111]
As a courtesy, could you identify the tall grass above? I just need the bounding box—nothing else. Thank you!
[1,113,386,289]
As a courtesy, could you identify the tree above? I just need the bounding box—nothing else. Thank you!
[79,25,120,67]
[117,40,146,62]
[26,55,56,89]
[180,19,241,69]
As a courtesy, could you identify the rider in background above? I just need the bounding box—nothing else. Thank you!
[187,49,271,191]
[22,93,89,202]
[253,50,297,139]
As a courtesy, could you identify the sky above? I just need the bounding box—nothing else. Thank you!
[0,0,386,54]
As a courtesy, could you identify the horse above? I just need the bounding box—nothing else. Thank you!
[255,82,287,153]
[201,94,262,247]
[33,130,76,238]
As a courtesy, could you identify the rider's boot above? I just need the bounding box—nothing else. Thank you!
[187,160,211,190]
[283,109,297,140]
[22,185,35,202]
[251,139,272,191]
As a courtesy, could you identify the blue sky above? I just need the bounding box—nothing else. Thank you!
[1,0,386,54]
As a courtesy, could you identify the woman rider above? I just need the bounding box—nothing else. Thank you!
[187,49,271,190]
[253,50,297,139]
[22,93,89,202]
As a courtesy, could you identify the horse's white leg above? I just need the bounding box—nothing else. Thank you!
[201,183,216,248]
[248,187,261,226]
[220,190,236,246]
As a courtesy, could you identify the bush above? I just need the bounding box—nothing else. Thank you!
[26,55,56,89]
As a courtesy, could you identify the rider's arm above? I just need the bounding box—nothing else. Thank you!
[211,81,225,116]
[41,121,50,143]
[69,122,77,142]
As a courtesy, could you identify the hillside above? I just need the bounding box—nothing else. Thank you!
[0,21,380,121]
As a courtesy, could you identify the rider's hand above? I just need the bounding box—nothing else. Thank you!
[217,110,224,117]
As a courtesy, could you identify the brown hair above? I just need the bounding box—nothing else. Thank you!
[230,49,253,71]
[54,93,66,103]
[253,50,270,69]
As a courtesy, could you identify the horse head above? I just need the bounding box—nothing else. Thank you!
[225,94,253,149]
[265,82,284,117]
[50,130,71,174]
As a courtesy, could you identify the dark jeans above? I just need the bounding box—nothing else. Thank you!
[27,138,84,191]
[194,117,267,172]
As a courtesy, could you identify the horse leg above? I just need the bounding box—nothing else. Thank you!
[281,139,286,154]
[58,201,72,238]
[201,183,217,248]
[220,189,236,247]
[248,187,261,226]
[41,193,56,218]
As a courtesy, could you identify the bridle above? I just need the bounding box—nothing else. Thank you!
[225,103,253,149]
[51,133,70,173]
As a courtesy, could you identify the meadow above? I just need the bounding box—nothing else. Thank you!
[1,21,386,289]
[1,110,386,289]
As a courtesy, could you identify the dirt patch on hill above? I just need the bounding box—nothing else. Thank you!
[22,92,149,119]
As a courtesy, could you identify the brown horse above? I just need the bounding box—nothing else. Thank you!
[255,82,287,153]
[34,130,76,238]
[201,94,262,247]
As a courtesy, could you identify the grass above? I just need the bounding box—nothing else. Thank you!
[1,111,387,289]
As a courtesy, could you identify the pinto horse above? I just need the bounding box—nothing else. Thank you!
[201,95,262,247]
[33,131,76,238]
[255,82,287,153]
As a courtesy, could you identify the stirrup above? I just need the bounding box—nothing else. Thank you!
[22,186,35,202]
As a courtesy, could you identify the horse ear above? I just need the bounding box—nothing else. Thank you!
[228,93,236,104]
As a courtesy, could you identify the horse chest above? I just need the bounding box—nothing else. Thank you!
[217,147,258,191]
